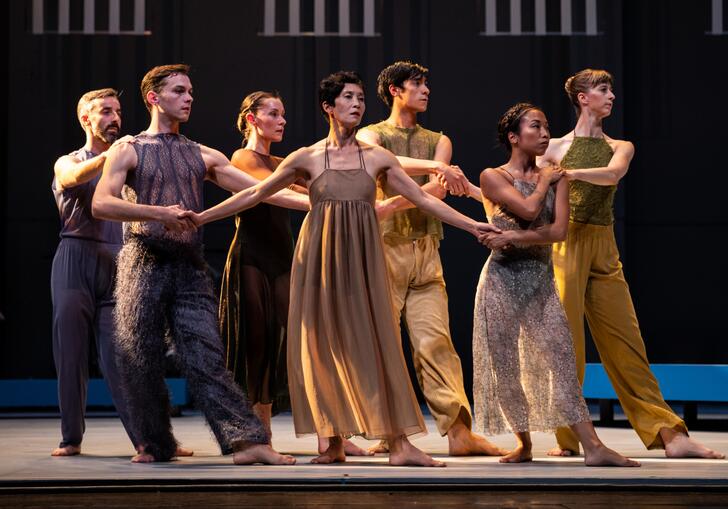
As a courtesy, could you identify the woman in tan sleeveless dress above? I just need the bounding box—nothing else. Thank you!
[186,71,499,466]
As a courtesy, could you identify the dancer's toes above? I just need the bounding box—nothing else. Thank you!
[585,446,640,467]
[131,452,156,463]
[665,434,725,459]
[233,444,296,465]
[51,445,81,457]
[547,446,577,457]
[343,438,374,456]
[498,446,532,463]
[389,442,446,467]
[175,446,194,457]
[449,431,508,456]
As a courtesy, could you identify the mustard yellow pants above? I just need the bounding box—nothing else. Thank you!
[553,222,686,451]
[383,236,472,435]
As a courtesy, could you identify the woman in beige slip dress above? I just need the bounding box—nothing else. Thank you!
[185,71,499,466]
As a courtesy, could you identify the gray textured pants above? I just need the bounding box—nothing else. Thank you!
[51,237,137,448]
[114,236,268,461]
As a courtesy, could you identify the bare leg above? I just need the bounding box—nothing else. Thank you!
[254,403,273,439]
[499,432,533,463]
[571,422,640,467]
[312,435,346,464]
[661,426,725,459]
[367,440,389,454]
[447,415,508,456]
[233,441,296,465]
[51,445,81,457]
[547,445,578,457]
[388,435,446,467]
[318,436,373,456]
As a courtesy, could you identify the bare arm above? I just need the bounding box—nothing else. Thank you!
[192,150,305,226]
[92,143,192,229]
[54,153,107,190]
[565,141,634,185]
[379,149,499,239]
[202,145,309,211]
[488,178,569,249]
[480,168,553,222]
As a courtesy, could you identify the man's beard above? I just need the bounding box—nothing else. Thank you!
[96,123,120,144]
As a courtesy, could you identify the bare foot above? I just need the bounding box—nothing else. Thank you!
[584,445,640,467]
[547,446,578,457]
[131,452,156,463]
[367,440,389,454]
[318,437,372,456]
[449,430,508,456]
[499,445,533,463]
[175,446,194,457]
[664,433,725,459]
[312,437,345,464]
[51,445,80,457]
[233,444,296,465]
[389,438,446,467]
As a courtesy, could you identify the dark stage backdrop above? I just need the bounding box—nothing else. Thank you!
[3,1,727,399]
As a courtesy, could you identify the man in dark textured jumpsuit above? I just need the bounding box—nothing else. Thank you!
[93,64,306,464]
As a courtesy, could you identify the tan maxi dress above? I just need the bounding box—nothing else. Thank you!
[287,144,426,439]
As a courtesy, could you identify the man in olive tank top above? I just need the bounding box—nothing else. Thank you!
[358,61,506,456]
[539,69,723,459]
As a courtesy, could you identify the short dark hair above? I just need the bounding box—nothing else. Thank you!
[77,88,119,126]
[497,102,542,154]
[140,64,191,112]
[376,61,429,107]
[318,71,365,121]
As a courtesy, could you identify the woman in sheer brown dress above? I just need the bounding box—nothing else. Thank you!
[185,71,499,466]
[219,92,306,436]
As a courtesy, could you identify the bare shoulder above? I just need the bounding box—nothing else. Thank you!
[356,127,380,145]
[436,133,452,147]
[107,140,137,164]
[604,135,634,154]
[361,142,395,163]
[480,167,506,186]
[231,148,257,167]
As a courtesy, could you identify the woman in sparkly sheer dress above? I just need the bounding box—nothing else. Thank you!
[473,103,639,467]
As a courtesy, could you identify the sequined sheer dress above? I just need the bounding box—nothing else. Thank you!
[287,144,426,439]
[473,173,591,435]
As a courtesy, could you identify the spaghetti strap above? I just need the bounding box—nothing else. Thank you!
[323,139,366,170]
[493,166,516,184]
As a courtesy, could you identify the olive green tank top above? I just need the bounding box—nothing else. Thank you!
[363,121,444,240]
[560,137,616,225]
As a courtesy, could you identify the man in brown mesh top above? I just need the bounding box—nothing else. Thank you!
[93,64,307,464]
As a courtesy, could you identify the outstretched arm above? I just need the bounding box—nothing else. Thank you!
[190,149,305,226]
[202,145,309,211]
[379,150,500,242]
[480,167,554,222]
[488,178,569,249]
[92,142,193,230]
[565,141,634,185]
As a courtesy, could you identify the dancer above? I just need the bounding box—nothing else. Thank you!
[357,61,506,456]
[50,88,138,456]
[473,103,639,467]
[538,69,724,459]
[219,91,306,437]
[93,64,307,464]
[183,71,500,466]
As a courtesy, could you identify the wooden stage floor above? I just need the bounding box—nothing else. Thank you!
[1,412,727,507]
